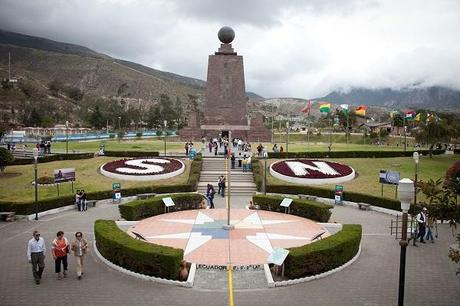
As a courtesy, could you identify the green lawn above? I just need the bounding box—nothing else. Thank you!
[265,154,460,200]
[51,138,204,154]
[0,156,192,202]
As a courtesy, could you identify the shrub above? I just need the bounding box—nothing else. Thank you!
[36,176,55,184]
[119,193,203,221]
[252,194,332,222]
[265,184,401,211]
[8,153,94,165]
[284,224,362,278]
[103,151,160,157]
[267,149,445,159]
[94,220,183,279]
[0,147,14,172]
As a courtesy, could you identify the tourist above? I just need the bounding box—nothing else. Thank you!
[257,144,263,157]
[206,184,216,209]
[27,230,46,284]
[425,213,436,243]
[280,146,284,153]
[52,231,70,280]
[7,143,10,151]
[214,142,218,156]
[220,176,226,197]
[208,140,213,153]
[185,142,189,156]
[247,154,252,171]
[242,155,248,172]
[75,190,81,211]
[231,153,236,169]
[80,190,87,211]
[71,232,88,280]
[416,207,428,243]
[272,144,279,153]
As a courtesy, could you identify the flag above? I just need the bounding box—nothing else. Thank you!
[340,104,349,114]
[415,113,421,122]
[355,105,367,116]
[426,113,433,123]
[300,101,312,114]
[319,103,331,113]
[405,111,415,120]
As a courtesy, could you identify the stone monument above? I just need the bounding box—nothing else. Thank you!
[180,26,271,142]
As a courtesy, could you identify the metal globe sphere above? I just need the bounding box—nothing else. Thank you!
[218,26,235,44]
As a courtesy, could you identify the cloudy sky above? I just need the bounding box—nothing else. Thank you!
[1,0,460,98]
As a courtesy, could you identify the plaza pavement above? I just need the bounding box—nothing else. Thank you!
[0,198,458,306]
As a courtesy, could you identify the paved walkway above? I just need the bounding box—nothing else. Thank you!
[0,201,459,305]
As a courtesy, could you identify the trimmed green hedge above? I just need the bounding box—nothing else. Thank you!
[104,151,159,157]
[94,220,183,279]
[265,184,402,212]
[0,159,202,215]
[284,224,362,278]
[9,153,94,165]
[119,193,204,221]
[252,194,332,222]
[267,149,445,159]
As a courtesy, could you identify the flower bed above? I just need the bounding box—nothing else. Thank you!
[100,158,185,181]
[270,159,355,185]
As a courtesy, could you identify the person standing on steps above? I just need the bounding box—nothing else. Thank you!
[416,207,428,243]
[231,153,236,169]
[220,176,226,197]
[27,231,46,284]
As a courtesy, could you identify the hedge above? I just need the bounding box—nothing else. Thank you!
[284,224,362,278]
[265,184,402,212]
[119,193,204,221]
[9,153,94,165]
[94,220,183,279]
[0,159,202,215]
[252,194,332,222]
[104,151,159,157]
[267,149,445,159]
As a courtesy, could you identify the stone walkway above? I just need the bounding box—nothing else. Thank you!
[0,200,459,305]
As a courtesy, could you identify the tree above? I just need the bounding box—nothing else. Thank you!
[89,105,105,129]
[444,161,460,203]
[448,234,460,275]
[48,80,63,97]
[0,148,14,173]
[64,86,84,101]
[28,108,42,127]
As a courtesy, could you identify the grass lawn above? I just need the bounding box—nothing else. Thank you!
[260,142,414,152]
[51,138,204,154]
[265,154,460,201]
[0,156,192,202]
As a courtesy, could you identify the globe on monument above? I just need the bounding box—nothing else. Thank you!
[218,26,235,44]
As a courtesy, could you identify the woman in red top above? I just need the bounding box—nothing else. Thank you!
[52,231,69,280]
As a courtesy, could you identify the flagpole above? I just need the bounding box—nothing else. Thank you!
[346,111,349,144]
[404,116,407,152]
[329,112,332,148]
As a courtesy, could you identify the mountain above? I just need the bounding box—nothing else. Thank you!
[319,87,460,111]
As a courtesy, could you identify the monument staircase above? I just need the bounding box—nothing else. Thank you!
[197,156,257,196]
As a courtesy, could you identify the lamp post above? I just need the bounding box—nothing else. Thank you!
[118,116,121,130]
[413,152,419,206]
[397,178,414,306]
[65,120,69,154]
[263,149,268,195]
[285,121,289,155]
[33,148,39,221]
[163,120,167,156]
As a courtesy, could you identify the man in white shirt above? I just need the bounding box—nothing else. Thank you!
[27,230,46,284]
[416,207,428,243]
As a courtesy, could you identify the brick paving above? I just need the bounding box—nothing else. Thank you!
[0,200,459,305]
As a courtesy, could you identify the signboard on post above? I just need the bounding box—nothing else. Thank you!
[280,198,293,214]
[379,170,400,185]
[54,168,76,183]
[112,182,121,203]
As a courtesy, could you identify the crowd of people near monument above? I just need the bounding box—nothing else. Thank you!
[27,230,88,284]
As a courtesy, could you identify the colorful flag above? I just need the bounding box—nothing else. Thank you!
[426,113,433,123]
[300,101,312,114]
[340,104,349,114]
[319,103,331,113]
[415,113,421,122]
[355,105,367,116]
[405,111,415,120]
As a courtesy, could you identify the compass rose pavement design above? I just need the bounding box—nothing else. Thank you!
[128,209,329,266]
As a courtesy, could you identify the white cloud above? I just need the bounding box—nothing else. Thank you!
[0,0,459,98]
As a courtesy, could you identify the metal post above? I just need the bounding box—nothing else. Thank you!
[66,120,69,154]
[34,158,38,220]
[285,121,289,155]
[346,112,349,144]
[328,113,332,147]
[398,211,408,306]
[163,120,167,156]
[264,158,267,195]
[404,117,407,152]
[224,131,233,230]
[414,162,418,205]
[271,105,274,144]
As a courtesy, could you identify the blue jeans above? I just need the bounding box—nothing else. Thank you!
[425,227,434,241]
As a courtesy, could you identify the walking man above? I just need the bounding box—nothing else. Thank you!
[27,230,46,284]
[416,207,428,243]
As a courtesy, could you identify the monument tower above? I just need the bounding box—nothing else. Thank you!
[180,26,270,141]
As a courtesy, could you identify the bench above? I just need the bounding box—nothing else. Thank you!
[311,231,326,241]
[357,203,371,210]
[298,194,318,201]
[0,212,16,222]
[86,200,97,208]
[137,193,157,200]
